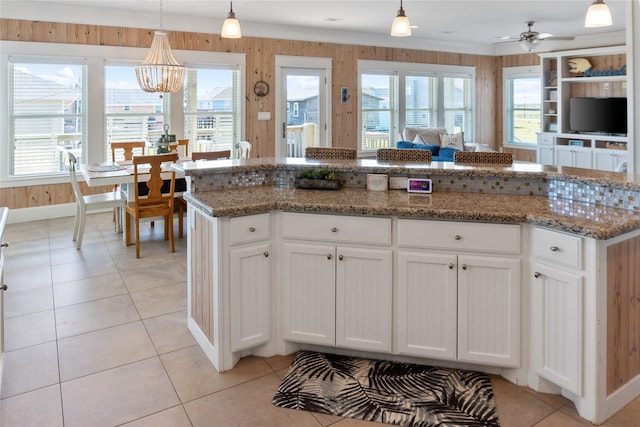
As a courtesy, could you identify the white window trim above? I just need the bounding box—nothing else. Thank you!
[1,41,245,187]
[502,65,541,149]
[358,60,476,156]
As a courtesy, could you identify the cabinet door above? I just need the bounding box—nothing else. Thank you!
[396,251,457,359]
[574,149,592,169]
[555,147,574,167]
[457,255,520,367]
[282,242,336,346]
[537,145,554,166]
[335,246,393,352]
[229,242,271,352]
[532,263,583,396]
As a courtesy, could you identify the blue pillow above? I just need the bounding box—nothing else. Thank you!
[396,141,440,156]
[438,146,461,160]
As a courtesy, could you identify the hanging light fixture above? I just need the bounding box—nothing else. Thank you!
[390,0,411,37]
[135,0,185,93]
[221,1,242,39]
[584,0,613,28]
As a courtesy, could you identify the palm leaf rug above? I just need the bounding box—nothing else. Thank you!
[273,351,499,427]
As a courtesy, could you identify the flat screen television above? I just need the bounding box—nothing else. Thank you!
[569,97,627,136]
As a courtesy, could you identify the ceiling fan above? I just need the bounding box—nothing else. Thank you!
[505,21,575,52]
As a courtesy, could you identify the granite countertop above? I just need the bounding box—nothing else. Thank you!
[185,186,640,240]
[174,157,640,192]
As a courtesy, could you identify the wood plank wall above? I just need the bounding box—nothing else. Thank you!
[0,18,537,209]
[607,235,640,395]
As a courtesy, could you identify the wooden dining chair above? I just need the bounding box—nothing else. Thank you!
[66,151,125,249]
[125,152,179,258]
[191,150,232,161]
[172,139,189,157]
[110,141,146,162]
[305,147,357,160]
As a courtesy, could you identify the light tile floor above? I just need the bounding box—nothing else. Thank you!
[1,212,639,426]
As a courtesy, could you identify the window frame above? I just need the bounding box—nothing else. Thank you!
[358,60,476,156]
[0,41,245,187]
[503,65,542,147]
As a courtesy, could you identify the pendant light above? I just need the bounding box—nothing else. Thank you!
[135,0,185,93]
[584,0,613,28]
[221,1,242,39]
[390,0,411,37]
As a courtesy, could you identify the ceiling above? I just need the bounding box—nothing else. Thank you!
[1,0,629,55]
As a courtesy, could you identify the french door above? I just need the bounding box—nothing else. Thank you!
[275,57,331,157]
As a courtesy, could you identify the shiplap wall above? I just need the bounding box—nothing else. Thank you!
[0,18,538,209]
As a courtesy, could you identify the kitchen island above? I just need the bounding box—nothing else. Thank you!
[174,157,640,424]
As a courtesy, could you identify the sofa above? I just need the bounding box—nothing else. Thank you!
[397,127,491,161]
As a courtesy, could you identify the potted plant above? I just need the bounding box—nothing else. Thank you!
[295,169,340,190]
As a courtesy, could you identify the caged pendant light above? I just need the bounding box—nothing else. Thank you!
[390,0,412,37]
[584,0,613,28]
[135,0,185,93]
[221,1,242,39]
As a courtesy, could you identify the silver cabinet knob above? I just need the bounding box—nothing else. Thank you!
[454,235,462,240]
[249,227,256,232]
[263,252,269,257]
[327,254,332,260]
[338,255,343,261]
[1,242,8,248]
[448,263,454,270]
[550,246,559,252]
[461,264,468,270]
[534,272,542,278]
[331,227,338,233]
[1,284,7,291]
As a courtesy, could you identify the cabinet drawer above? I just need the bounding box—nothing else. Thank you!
[397,219,520,254]
[534,227,583,270]
[229,213,270,245]
[282,212,391,245]
[537,133,555,145]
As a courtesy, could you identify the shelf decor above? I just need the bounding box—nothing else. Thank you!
[295,169,340,190]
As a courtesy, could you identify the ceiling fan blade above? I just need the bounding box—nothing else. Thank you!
[540,36,575,41]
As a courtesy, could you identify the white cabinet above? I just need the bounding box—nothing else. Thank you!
[537,144,555,166]
[0,208,8,377]
[229,214,272,352]
[555,145,592,169]
[593,149,627,172]
[281,213,392,352]
[531,227,584,396]
[396,219,521,367]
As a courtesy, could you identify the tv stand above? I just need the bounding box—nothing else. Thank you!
[537,46,628,171]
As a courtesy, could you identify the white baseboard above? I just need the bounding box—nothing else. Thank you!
[6,203,76,223]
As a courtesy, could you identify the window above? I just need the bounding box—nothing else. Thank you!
[2,41,246,183]
[504,66,541,144]
[8,59,86,176]
[105,63,168,159]
[358,60,475,154]
[293,102,299,117]
[183,66,242,154]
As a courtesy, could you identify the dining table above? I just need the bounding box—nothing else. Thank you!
[79,158,189,239]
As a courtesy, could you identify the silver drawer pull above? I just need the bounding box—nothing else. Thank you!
[448,263,454,270]
[249,227,256,232]
[454,235,461,240]
[534,272,542,278]
[331,227,338,233]
[550,246,559,252]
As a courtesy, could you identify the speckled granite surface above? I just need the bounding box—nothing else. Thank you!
[176,157,640,239]
[185,186,640,240]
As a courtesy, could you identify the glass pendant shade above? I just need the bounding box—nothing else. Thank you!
[390,1,411,37]
[221,2,242,38]
[520,39,539,52]
[584,0,612,28]
[135,31,186,93]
